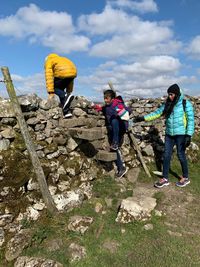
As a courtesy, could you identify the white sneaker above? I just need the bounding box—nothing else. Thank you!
[63,112,72,118]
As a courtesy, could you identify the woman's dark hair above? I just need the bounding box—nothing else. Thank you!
[162,93,181,118]
[103,89,116,99]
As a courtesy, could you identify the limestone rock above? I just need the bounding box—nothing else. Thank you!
[14,256,63,267]
[68,242,87,262]
[68,215,93,234]
[5,229,32,261]
[96,150,117,161]
[0,139,10,150]
[116,196,157,223]
[0,99,14,118]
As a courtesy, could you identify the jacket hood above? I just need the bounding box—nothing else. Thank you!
[45,53,59,62]
[177,90,184,103]
[112,96,124,106]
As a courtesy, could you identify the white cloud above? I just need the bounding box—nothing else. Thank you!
[78,5,134,35]
[78,5,181,58]
[0,4,90,53]
[0,2,198,99]
[77,56,196,98]
[109,0,158,13]
[186,35,200,59]
[117,56,181,76]
[11,73,47,97]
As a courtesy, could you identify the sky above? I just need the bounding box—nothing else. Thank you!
[0,0,200,101]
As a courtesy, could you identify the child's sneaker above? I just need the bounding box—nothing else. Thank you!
[63,110,72,118]
[176,178,190,187]
[154,178,169,188]
[116,167,127,178]
[110,142,119,151]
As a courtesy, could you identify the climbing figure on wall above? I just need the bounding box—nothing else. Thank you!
[44,53,77,118]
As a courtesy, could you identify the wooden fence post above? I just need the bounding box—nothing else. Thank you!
[1,66,58,214]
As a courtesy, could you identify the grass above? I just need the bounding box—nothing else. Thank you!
[2,135,200,267]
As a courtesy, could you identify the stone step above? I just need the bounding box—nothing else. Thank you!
[68,127,104,141]
[59,118,98,128]
[96,150,117,162]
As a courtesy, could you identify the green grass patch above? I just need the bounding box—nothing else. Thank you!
[2,134,200,266]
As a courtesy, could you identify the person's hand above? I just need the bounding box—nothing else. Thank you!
[185,135,191,148]
[133,115,144,123]
[92,104,102,112]
[48,94,55,101]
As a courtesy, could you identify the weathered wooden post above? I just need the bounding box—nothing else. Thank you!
[108,81,151,178]
[1,66,58,213]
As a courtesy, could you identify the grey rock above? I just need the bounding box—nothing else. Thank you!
[0,139,10,150]
[68,242,87,262]
[0,214,14,227]
[116,196,157,223]
[39,98,59,110]
[127,167,140,184]
[142,144,154,156]
[14,256,63,267]
[5,229,32,261]
[0,99,15,118]
[96,150,117,161]
[0,128,15,139]
[68,215,93,234]
[18,94,41,112]
[69,127,104,141]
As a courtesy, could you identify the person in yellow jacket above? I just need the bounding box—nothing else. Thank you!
[44,53,77,118]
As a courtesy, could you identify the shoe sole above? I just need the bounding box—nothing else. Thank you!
[154,182,169,188]
[63,95,74,109]
[176,180,190,187]
[117,168,128,178]
[63,114,72,118]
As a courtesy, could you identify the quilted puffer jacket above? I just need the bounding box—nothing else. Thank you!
[144,93,195,136]
[44,53,77,94]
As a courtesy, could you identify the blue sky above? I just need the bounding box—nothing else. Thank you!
[0,0,200,100]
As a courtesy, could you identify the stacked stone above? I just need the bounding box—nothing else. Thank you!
[0,93,199,264]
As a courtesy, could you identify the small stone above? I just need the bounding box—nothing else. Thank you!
[121,228,126,234]
[95,202,103,213]
[144,224,153,230]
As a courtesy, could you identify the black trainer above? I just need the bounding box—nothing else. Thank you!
[116,167,127,178]
[176,178,190,187]
[154,178,169,188]
[110,142,119,151]
[63,94,74,109]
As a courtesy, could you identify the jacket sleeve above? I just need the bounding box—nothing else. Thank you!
[144,104,165,121]
[185,100,195,136]
[44,60,54,94]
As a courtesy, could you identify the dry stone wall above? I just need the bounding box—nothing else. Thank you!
[0,94,199,188]
[0,93,200,264]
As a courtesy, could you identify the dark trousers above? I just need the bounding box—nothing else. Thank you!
[163,135,188,179]
[54,77,74,107]
[110,118,127,144]
[109,118,127,171]
[116,149,124,172]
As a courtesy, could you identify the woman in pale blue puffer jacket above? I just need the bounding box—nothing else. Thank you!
[134,84,195,188]
[144,90,194,136]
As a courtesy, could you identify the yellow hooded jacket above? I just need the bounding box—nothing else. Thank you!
[44,53,77,94]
